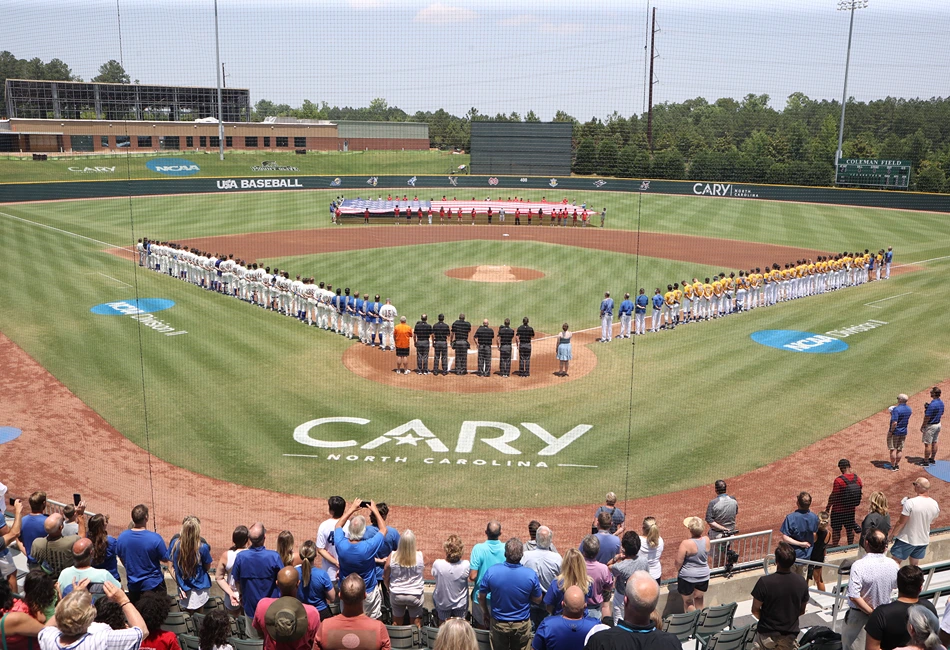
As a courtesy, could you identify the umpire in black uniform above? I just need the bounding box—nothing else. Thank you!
[431,314,451,375]
[451,313,472,375]
[474,319,494,377]
[497,318,515,377]
[413,314,433,375]
[517,317,535,377]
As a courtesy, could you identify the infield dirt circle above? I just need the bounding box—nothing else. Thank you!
[444,265,545,282]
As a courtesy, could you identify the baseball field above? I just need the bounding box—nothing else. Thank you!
[1,183,948,526]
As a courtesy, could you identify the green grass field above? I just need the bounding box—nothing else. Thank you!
[0,150,468,183]
[1,189,948,507]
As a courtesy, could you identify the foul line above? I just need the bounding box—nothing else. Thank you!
[536,324,602,342]
[895,254,950,268]
[283,454,323,458]
[0,210,132,251]
[557,463,599,468]
[98,272,133,288]
[864,291,913,308]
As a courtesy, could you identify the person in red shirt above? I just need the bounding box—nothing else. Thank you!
[825,458,863,547]
[471,208,476,226]
[363,209,369,225]
[315,574,390,650]
[393,205,400,225]
[253,567,321,650]
[138,591,182,650]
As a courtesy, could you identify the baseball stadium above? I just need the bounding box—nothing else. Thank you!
[2,0,950,646]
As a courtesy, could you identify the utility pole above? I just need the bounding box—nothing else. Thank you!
[836,0,868,166]
[214,0,225,161]
[647,7,657,153]
[222,63,227,89]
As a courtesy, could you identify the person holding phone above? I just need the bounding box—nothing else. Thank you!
[333,499,388,619]
[0,498,24,592]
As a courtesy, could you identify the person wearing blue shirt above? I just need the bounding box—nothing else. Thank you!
[884,246,894,279]
[470,521,507,628]
[780,492,819,576]
[354,292,365,342]
[921,387,944,466]
[479,539,542,649]
[367,295,382,347]
[331,288,343,334]
[334,499,388,619]
[589,513,621,565]
[599,292,615,343]
[232,523,283,625]
[532,585,600,650]
[115,504,171,603]
[18,492,48,568]
[889,394,913,471]
[650,289,664,333]
[88,513,120,582]
[634,289,649,336]
[618,293,634,339]
[168,516,214,612]
[296,540,337,620]
[364,503,400,590]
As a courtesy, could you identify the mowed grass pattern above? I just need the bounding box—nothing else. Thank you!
[1,190,949,507]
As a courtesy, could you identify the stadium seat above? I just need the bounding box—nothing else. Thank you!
[161,611,192,635]
[422,626,439,648]
[703,625,752,650]
[178,634,201,650]
[202,596,225,612]
[694,603,738,649]
[474,628,491,650]
[228,637,264,650]
[385,624,417,649]
[662,610,701,642]
[190,613,205,634]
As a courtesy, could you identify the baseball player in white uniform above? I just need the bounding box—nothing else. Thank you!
[378,299,397,350]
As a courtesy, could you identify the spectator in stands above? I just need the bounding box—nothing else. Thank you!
[860,492,892,551]
[432,534,470,624]
[198,609,234,650]
[586,571,681,650]
[866,566,936,650]
[366,503,400,607]
[316,497,346,583]
[0,573,45,650]
[116,504,171,603]
[58,538,121,594]
[334,500,388,619]
[277,531,295,567]
[479,538,542,650]
[384,530,425,628]
[215,525,249,615]
[841,530,898,650]
[897,606,943,650]
[31,506,86,578]
[232,522,284,626]
[168,515,214,612]
[296,540,336,622]
[607,532,648,623]
[137,591,182,650]
[314,574,391,650]
[23,570,57,622]
[470,520,506,629]
[0,498,23,593]
[579,536,614,621]
[522,526,562,628]
[675,517,711,613]
[890,478,940,567]
[532,585,599,650]
[88,513,120,582]
[811,512,830,591]
[433,618,477,650]
[545,550,591,617]
[780,492,819,578]
[750,542,809,650]
[61,505,80,537]
[921,386,943,466]
[637,517,664,584]
[590,513,621,565]
[38,582,148,650]
[592,493,625,535]
[825,459,864,547]
[525,521,542,551]
[19,491,48,570]
[705,480,738,541]
[252,566,321,650]
[94,598,128,630]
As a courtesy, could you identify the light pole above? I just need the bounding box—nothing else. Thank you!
[835,0,868,166]
[214,0,225,161]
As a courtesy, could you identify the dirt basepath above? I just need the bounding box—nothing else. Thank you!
[1,331,946,577]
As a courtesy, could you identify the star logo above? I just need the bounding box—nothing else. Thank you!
[393,433,423,446]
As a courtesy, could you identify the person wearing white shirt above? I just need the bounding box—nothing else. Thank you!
[891,477,940,567]
[521,526,562,629]
[316,497,346,582]
[841,530,898,650]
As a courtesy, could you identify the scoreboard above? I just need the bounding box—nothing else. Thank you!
[836,158,911,189]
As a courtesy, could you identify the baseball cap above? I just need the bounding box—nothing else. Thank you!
[264,596,308,642]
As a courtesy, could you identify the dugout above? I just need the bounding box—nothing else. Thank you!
[470,121,572,176]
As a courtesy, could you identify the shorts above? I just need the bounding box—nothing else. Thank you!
[890,539,927,561]
[390,592,425,619]
[677,577,709,595]
[436,607,468,622]
[362,586,382,619]
[887,433,906,451]
[0,554,16,578]
[922,424,941,444]
[396,347,410,358]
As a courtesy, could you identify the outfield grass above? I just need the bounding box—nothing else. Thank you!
[1,190,948,507]
[0,150,468,183]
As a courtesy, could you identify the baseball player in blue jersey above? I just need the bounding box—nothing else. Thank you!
[635,289,649,336]
[651,289,664,333]
[618,293,634,339]
[331,288,343,333]
[885,246,893,279]
[354,293,365,341]
[367,295,382,346]
[599,291,614,342]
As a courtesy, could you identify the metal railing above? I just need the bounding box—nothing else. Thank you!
[709,529,774,576]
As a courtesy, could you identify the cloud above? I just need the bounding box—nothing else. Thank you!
[348,0,388,6]
[414,3,478,24]
[539,21,584,34]
[497,13,584,34]
[498,14,541,27]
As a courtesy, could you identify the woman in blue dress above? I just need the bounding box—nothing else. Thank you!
[556,322,573,376]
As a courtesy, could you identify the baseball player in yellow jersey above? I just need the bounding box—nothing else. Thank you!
[672,284,683,324]
[875,250,884,281]
[771,266,782,304]
[702,279,714,320]
[723,273,736,314]
[735,272,748,311]
[692,279,705,319]
[711,277,723,318]
[762,267,773,306]
[663,284,676,329]
[681,280,694,323]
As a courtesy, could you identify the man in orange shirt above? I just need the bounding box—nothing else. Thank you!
[315,574,391,650]
[393,316,414,375]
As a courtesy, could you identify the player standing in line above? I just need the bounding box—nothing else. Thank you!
[661,285,674,329]
[367,295,382,346]
[672,283,683,325]
[650,289,663,333]
[700,278,712,319]
[354,292,365,340]
[379,299,397,350]
[734,272,747,312]
[516,317,534,377]
[599,292,614,342]
[497,318,515,377]
[292,274,305,319]
[884,247,894,279]
[681,280,694,323]
[724,273,736,314]
[331,288,343,333]
[618,293,634,339]
[709,277,721,318]
[634,289,648,335]
[875,250,884,281]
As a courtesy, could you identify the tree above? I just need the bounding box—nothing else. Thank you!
[915,161,946,193]
[651,148,685,179]
[92,60,130,84]
[596,139,619,176]
[573,138,597,175]
[525,110,540,123]
[618,146,649,178]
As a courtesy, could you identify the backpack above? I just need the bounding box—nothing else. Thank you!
[799,626,842,650]
[841,475,862,507]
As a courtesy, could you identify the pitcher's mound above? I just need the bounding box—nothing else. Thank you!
[445,265,545,282]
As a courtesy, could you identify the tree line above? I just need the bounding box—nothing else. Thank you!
[2,52,947,192]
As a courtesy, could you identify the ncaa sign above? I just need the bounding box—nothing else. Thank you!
[750,330,848,354]
[90,298,175,316]
[146,158,200,176]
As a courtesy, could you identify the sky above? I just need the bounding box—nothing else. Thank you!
[5,0,948,121]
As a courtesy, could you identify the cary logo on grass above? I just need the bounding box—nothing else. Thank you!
[146,158,200,176]
[90,299,175,316]
[750,329,848,354]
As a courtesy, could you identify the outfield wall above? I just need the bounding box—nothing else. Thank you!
[1,175,948,212]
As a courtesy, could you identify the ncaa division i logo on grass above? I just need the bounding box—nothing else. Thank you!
[751,330,848,354]
[91,299,187,336]
[146,158,200,176]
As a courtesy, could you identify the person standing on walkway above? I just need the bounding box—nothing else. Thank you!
[517,317,534,378]
[413,314,433,375]
[474,319,495,377]
[451,313,472,375]
[497,319,515,378]
[825,459,863,546]
[432,314,451,376]
[556,324,573,377]
[889,394,912,471]
[921,387,944,465]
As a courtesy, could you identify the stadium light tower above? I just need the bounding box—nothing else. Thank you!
[214,0,225,161]
[835,0,869,166]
